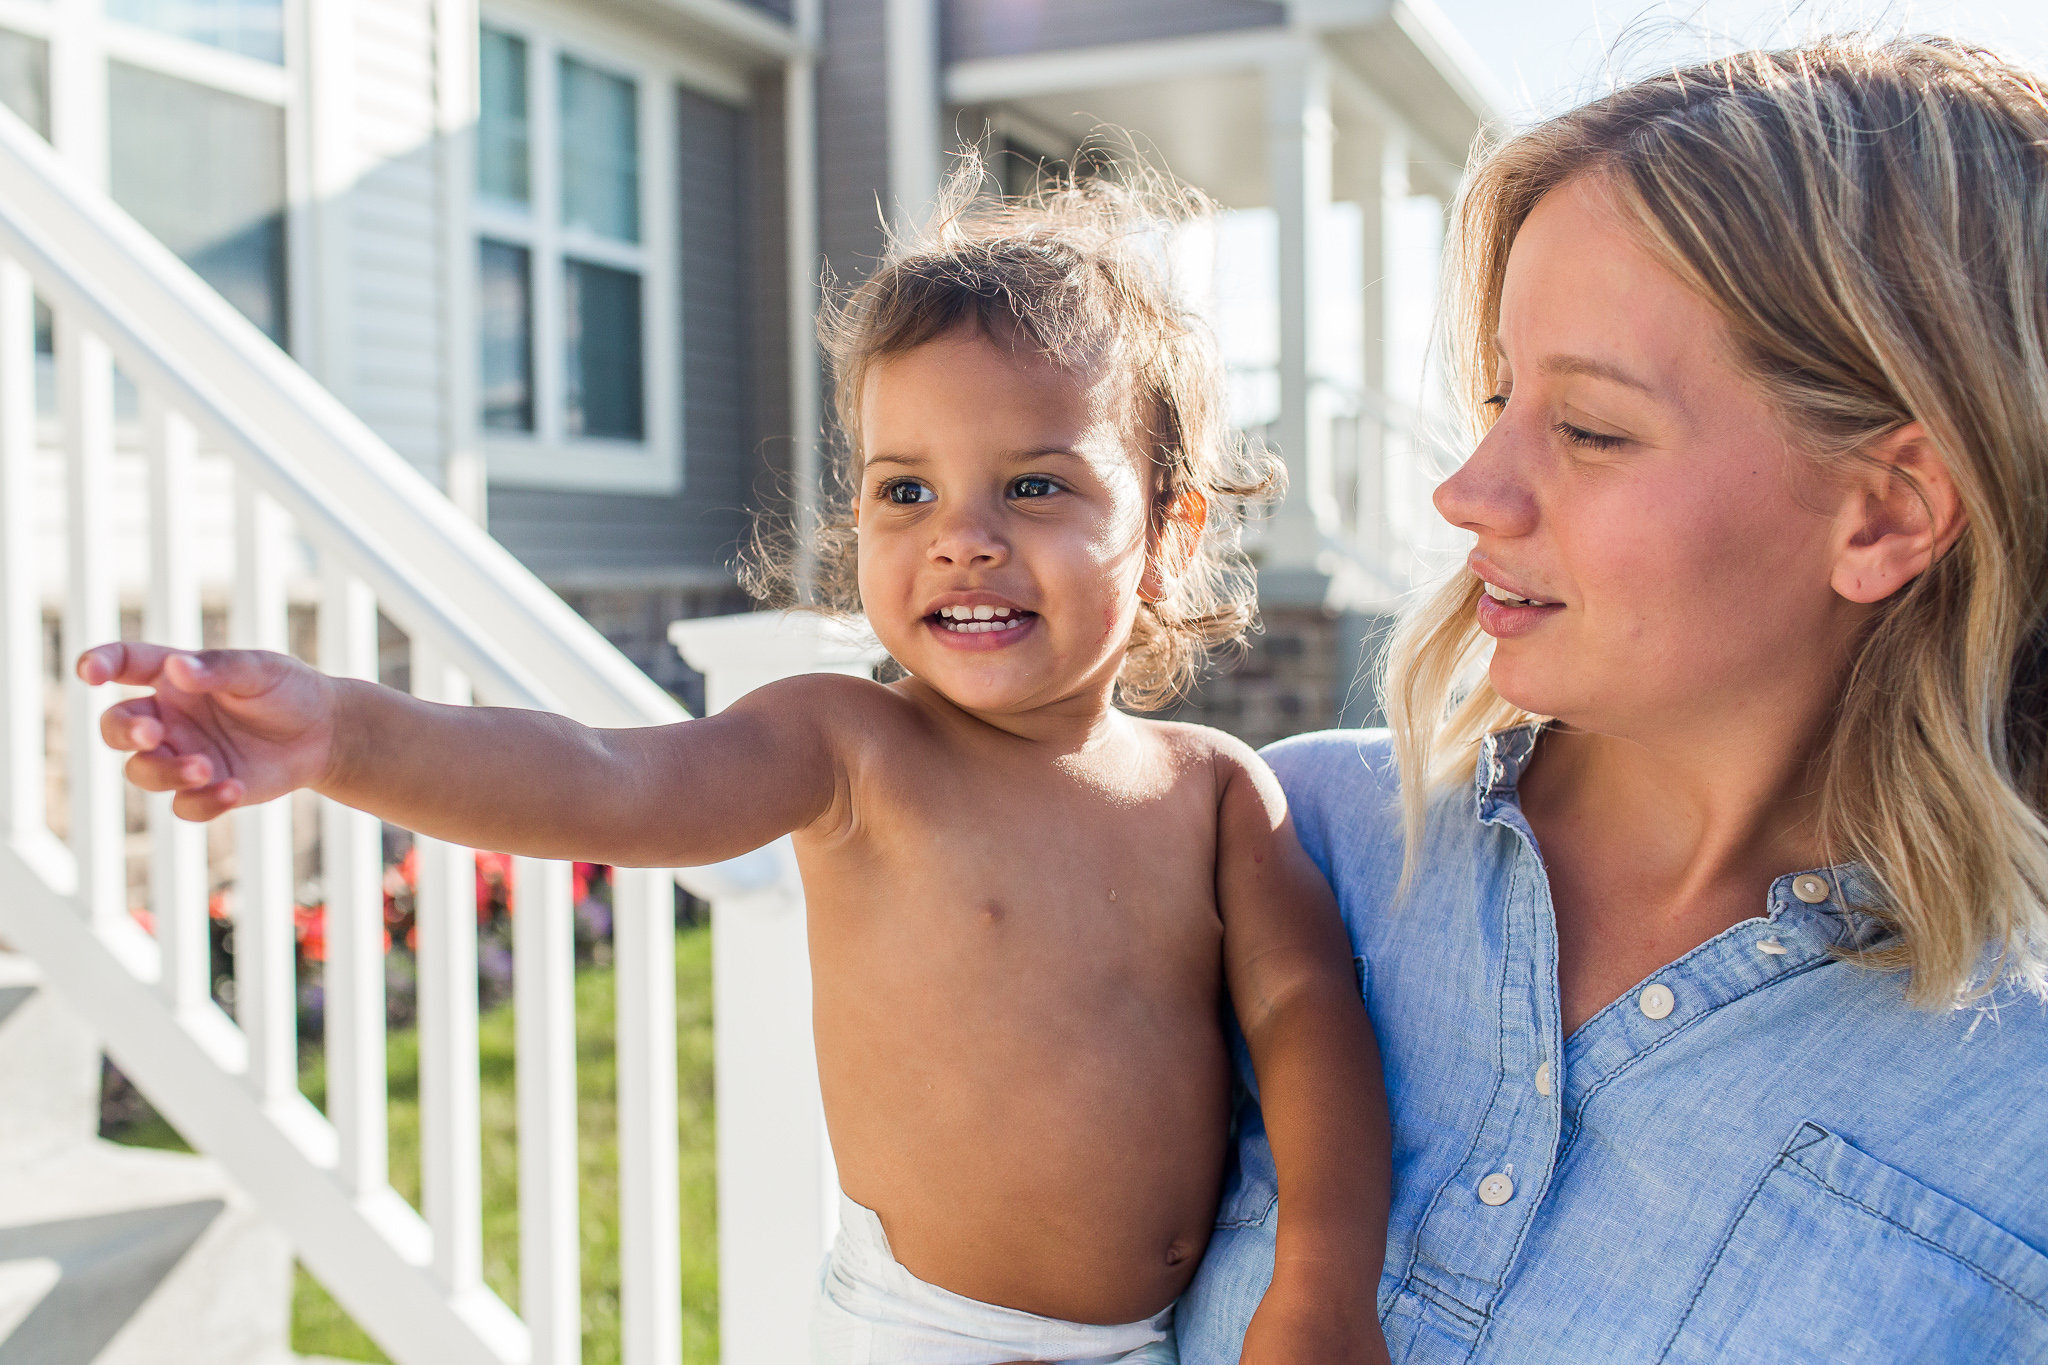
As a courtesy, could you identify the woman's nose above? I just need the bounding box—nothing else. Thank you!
[1434,424,1539,539]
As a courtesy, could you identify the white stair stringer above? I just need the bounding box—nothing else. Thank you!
[0,80,807,1364]
[0,837,523,1365]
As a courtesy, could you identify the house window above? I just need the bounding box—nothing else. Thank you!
[476,18,673,492]
[104,0,284,65]
[0,29,49,137]
[109,61,288,344]
[478,239,532,431]
[478,27,529,208]
[0,4,295,349]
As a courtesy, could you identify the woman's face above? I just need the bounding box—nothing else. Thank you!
[1433,175,1870,739]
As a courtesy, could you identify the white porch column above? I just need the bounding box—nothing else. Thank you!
[435,0,485,524]
[787,0,823,599]
[667,611,884,1365]
[1265,44,1337,586]
[886,0,941,234]
[1356,118,1408,570]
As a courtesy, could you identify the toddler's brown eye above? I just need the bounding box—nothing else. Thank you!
[887,481,934,505]
[1012,476,1055,498]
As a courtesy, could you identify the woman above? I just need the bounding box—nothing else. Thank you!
[1180,35,2048,1363]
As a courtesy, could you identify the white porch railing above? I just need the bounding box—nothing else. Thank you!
[0,97,849,1365]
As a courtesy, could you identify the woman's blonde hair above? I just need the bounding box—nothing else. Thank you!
[1386,34,2048,1005]
[744,152,1280,710]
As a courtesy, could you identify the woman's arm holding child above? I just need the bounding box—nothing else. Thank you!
[1215,747,1393,1365]
[80,642,848,867]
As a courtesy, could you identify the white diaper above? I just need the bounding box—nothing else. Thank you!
[811,1191,1179,1365]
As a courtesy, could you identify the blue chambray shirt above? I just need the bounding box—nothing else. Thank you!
[1180,725,2048,1364]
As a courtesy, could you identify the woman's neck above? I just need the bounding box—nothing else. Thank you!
[1521,722,1830,900]
[1518,711,1837,1036]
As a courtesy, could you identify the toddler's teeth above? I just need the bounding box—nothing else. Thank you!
[973,605,993,620]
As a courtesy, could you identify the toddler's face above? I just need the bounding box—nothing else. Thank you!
[854,324,1157,718]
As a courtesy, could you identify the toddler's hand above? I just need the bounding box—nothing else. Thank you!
[1241,1271,1391,1365]
[78,643,342,821]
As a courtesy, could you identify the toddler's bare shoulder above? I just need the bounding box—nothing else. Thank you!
[723,671,915,738]
[1132,719,1277,796]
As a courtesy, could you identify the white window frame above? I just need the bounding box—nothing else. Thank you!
[473,9,682,496]
[0,0,307,349]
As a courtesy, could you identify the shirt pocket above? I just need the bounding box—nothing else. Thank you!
[1659,1121,2048,1364]
[1214,1102,1278,1230]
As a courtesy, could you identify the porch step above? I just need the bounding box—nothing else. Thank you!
[0,953,294,1365]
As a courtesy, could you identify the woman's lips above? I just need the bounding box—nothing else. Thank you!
[1475,591,1563,639]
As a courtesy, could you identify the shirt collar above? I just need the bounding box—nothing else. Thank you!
[1472,721,1883,941]
[1474,721,1545,823]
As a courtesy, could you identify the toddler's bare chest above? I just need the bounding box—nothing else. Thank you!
[808,761,1224,978]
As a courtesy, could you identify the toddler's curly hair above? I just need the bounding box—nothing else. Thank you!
[744,150,1281,711]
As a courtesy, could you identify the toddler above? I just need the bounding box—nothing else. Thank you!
[86,166,1393,1365]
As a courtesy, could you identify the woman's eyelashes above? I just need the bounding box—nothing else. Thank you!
[1483,393,1630,452]
[1553,421,1628,452]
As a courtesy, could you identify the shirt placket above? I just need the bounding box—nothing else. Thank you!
[1399,811,1564,1349]
[1398,739,1855,1361]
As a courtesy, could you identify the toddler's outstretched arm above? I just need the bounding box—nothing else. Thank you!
[80,642,844,867]
[1215,747,1393,1365]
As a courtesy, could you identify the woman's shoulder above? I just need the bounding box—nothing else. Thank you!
[1257,728,1410,882]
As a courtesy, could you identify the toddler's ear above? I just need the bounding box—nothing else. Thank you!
[1141,486,1209,604]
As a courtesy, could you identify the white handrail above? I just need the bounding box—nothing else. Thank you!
[0,76,828,1365]
[0,102,680,730]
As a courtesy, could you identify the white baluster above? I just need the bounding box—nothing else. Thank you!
[321,563,387,1194]
[0,260,40,847]
[411,639,483,1294]
[615,864,681,1365]
[232,477,297,1100]
[514,855,581,1365]
[146,394,209,1010]
[58,314,123,930]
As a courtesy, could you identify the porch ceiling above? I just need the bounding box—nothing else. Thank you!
[945,3,1497,212]
[977,68,1273,211]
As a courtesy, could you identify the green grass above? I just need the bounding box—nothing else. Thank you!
[110,925,718,1365]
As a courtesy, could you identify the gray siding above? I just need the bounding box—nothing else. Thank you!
[744,68,793,508]
[349,0,445,473]
[818,0,889,290]
[489,86,760,583]
[941,0,1284,62]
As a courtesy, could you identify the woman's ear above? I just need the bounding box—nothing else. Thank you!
[1140,485,1209,604]
[1829,422,1967,605]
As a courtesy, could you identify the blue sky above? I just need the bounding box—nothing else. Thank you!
[1428,0,2048,120]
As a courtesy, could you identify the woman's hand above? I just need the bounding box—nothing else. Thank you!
[1240,1270,1391,1365]
[80,643,342,821]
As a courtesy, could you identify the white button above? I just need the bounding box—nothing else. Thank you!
[1535,1061,1552,1096]
[1478,1172,1515,1206]
[1638,983,1675,1020]
[1792,874,1831,904]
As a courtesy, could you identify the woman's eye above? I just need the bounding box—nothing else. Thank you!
[1010,475,1057,499]
[1554,421,1628,452]
[884,480,934,505]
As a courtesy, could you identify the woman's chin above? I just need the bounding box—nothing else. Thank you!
[1487,658,1569,721]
